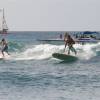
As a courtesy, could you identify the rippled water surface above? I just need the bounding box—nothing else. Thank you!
[0,32,100,100]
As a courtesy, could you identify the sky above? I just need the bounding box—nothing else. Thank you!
[0,0,100,31]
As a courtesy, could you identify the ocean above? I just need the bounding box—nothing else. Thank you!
[0,31,100,100]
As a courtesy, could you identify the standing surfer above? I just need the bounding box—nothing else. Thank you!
[0,38,9,57]
[64,32,77,55]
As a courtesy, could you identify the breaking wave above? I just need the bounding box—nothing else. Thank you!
[4,42,100,61]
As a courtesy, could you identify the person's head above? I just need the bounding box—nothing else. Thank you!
[67,35,71,39]
[64,32,68,37]
[2,38,5,42]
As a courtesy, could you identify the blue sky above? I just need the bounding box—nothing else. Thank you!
[0,0,100,31]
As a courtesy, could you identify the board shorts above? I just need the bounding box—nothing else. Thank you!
[2,45,8,52]
[68,45,77,54]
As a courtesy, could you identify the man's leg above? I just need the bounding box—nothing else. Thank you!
[70,46,77,55]
[6,51,10,55]
[4,46,9,55]
[68,46,70,55]
[2,51,4,57]
[64,42,67,52]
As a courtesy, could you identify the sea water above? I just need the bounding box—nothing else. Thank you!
[0,31,100,100]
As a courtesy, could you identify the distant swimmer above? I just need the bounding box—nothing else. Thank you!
[60,34,62,39]
[0,38,9,57]
[64,32,77,55]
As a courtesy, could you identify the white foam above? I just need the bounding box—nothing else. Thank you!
[0,52,11,59]
[74,43,97,60]
[8,42,100,61]
[11,44,64,60]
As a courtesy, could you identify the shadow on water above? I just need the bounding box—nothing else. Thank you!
[59,60,78,64]
[53,59,79,65]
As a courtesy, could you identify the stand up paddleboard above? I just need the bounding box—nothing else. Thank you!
[0,53,10,60]
[52,53,78,62]
[0,55,3,60]
[0,57,4,60]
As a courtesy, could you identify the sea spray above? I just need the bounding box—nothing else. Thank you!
[7,42,100,61]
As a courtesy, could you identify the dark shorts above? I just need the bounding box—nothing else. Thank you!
[2,45,8,52]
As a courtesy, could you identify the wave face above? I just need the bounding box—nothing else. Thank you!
[4,41,100,61]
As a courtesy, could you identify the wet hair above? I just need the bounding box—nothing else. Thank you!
[2,38,5,41]
[67,35,71,39]
[64,32,68,37]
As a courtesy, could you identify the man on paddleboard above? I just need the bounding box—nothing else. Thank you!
[0,38,9,57]
[64,32,77,55]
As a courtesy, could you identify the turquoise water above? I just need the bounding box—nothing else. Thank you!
[0,32,100,100]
